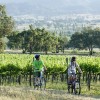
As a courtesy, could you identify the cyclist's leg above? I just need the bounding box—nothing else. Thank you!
[67,74,72,93]
[68,74,72,84]
[34,72,40,85]
[40,71,46,89]
[69,73,76,93]
[72,74,77,93]
[33,72,37,87]
[39,71,43,86]
[36,72,41,85]
[40,71,43,78]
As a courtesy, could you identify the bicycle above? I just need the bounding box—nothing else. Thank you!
[67,73,81,95]
[33,71,46,90]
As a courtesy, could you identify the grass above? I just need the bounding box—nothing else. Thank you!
[0,86,100,100]
[0,76,100,99]
[1,79,100,98]
[46,81,100,97]
[81,82,100,97]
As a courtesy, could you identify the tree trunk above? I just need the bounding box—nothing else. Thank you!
[29,71,32,86]
[89,45,93,55]
[45,50,48,54]
[56,45,59,53]
[63,47,64,53]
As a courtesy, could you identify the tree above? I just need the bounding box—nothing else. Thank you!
[7,26,59,54]
[69,32,84,49]
[93,28,100,48]
[57,33,68,53]
[69,27,100,55]
[0,38,4,52]
[82,27,99,55]
[7,31,20,49]
[0,5,14,52]
[42,31,54,54]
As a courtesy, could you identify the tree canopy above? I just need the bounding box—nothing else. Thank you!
[0,5,14,52]
[69,27,100,55]
[8,26,68,54]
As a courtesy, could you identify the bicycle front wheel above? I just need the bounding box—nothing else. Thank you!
[40,77,46,90]
[74,82,81,95]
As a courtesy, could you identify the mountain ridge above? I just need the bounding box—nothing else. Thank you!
[0,0,100,16]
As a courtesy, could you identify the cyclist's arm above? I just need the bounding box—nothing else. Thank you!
[41,61,47,71]
[76,63,82,74]
[67,64,71,75]
[43,64,47,72]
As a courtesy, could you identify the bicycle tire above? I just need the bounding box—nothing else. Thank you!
[74,82,81,95]
[40,77,46,90]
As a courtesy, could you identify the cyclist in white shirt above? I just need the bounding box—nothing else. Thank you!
[68,56,82,84]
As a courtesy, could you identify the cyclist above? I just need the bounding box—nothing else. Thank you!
[67,56,82,84]
[33,54,46,85]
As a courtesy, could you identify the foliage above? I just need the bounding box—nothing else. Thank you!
[69,27,100,55]
[0,54,100,76]
[0,5,14,37]
[7,26,68,54]
[0,5,14,52]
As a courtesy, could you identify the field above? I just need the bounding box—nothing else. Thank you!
[0,54,100,100]
[0,86,100,100]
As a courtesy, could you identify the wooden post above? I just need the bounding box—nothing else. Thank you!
[29,71,32,86]
[66,57,68,83]
[18,75,21,85]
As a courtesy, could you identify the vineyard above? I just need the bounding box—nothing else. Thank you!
[0,54,100,74]
[0,54,100,96]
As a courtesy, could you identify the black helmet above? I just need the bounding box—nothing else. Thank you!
[71,56,76,62]
[35,54,40,59]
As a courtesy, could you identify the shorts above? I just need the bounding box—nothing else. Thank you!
[68,73,76,77]
[68,73,76,84]
[33,72,41,77]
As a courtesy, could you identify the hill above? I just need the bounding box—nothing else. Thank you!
[1,0,100,16]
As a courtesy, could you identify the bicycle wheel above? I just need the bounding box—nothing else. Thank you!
[33,77,36,89]
[74,82,81,95]
[68,84,73,93]
[33,77,39,89]
[68,84,70,93]
[40,77,46,90]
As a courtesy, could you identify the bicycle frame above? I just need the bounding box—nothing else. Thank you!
[67,73,81,94]
[33,71,46,90]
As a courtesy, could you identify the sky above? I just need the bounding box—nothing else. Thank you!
[0,0,99,4]
[0,0,99,8]
[0,0,100,16]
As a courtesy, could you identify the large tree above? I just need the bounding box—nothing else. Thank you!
[82,27,100,55]
[0,5,14,52]
[93,28,100,48]
[69,27,100,55]
[8,26,58,54]
[69,32,84,49]
[55,32,68,53]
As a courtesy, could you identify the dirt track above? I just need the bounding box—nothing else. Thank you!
[0,86,100,100]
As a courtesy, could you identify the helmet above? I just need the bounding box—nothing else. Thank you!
[71,56,76,62]
[35,54,40,59]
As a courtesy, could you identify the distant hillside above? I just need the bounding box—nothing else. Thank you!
[0,0,100,16]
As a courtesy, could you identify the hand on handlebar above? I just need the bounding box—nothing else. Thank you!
[44,66,47,71]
